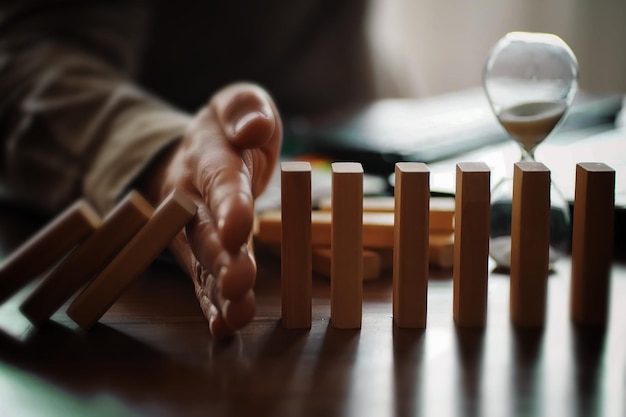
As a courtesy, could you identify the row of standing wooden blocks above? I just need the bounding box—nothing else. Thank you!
[280,161,615,330]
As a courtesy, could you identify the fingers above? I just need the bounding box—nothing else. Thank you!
[173,83,282,339]
[210,82,283,198]
[211,82,277,149]
[186,202,256,301]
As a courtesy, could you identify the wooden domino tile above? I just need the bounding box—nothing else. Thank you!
[66,189,197,330]
[20,191,154,325]
[330,162,363,329]
[570,162,616,326]
[317,195,454,233]
[453,162,490,327]
[0,200,101,304]
[509,162,551,327]
[312,247,382,281]
[256,208,451,250]
[280,161,312,329]
[256,210,393,248]
[393,162,429,328]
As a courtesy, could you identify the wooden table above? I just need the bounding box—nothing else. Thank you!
[0,205,624,417]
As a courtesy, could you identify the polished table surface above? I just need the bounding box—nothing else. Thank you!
[0,205,625,417]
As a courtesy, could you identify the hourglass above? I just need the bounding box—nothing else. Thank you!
[483,31,579,269]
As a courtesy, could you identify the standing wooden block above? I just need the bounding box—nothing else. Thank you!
[280,161,312,329]
[66,189,197,330]
[509,162,551,327]
[0,200,101,304]
[393,162,429,328]
[331,162,363,329]
[20,191,154,325]
[453,162,490,327]
[570,162,615,326]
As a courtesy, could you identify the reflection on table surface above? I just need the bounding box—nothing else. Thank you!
[0,208,625,417]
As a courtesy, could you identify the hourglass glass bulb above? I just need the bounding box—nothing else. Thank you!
[483,32,579,269]
[483,31,579,157]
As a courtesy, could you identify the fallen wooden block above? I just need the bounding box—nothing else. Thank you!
[20,191,154,326]
[0,200,101,304]
[317,195,454,232]
[312,247,382,281]
[256,210,391,248]
[66,189,197,330]
[375,233,454,271]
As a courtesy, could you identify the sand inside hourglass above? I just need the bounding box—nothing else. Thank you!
[498,101,566,152]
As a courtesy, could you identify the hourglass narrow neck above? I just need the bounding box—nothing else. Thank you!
[520,147,536,162]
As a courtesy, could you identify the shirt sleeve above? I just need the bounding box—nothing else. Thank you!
[0,1,192,215]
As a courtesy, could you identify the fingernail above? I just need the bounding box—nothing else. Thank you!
[232,111,268,136]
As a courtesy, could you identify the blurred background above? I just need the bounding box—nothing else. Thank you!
[367,1,626,98]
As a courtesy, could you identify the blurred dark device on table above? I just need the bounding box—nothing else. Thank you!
[288,88,623,175]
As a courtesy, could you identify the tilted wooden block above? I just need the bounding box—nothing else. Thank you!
[570,162,615,326]
[509,162,550,327]
[0,200,101,304]
[66,189,197,330]
[280,161,313,329]
[393,162,429,328]
[453,162,490,327]
[20,191,154,325]
[331,162,363,329]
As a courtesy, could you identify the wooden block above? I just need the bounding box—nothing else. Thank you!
[318,195,454,232]
[20,191,154,325]
[453,162,490,327]
[0,200,101,304]
[429,233,455,269]
[312,247,382,281]
[376,233,455,270]
[570,162,615,326]
[393,162,429,328]
[66,189,197,330]
[331,162,363,329]
[256,210,393,248]
[509,162,551,327]
[280,161,312,329]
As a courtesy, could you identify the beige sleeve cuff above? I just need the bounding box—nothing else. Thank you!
[84,106,192,214]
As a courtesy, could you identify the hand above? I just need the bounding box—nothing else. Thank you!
[142,83,282,339]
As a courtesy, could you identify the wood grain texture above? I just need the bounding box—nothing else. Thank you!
[330,162,363,329]
[280,161,312,329]
[570,162,616,326]
[0,200,101,304]
[509,162,550,327]
[312,247,382,281]
[20,191,154,326]
[453,162,490,327]
[393,162,429,328]
[318,196,454,233]
[66,189,197,330]
[0,202,625,417]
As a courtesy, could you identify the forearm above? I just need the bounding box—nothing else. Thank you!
[0,2,192,214]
